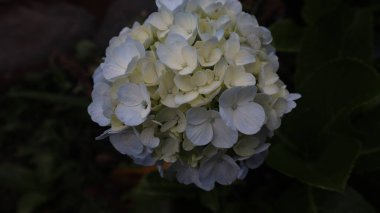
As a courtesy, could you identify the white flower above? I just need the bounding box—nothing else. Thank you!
[156,0,187,12]
[105,27,130,57]
[256,91,301,131]
[88,67,113,126]
[155,108,187,133]
[219,86,266,135]
[169,12,198,44]
[195,37,222,67]
[109,130,156,166]
[198,16,230,41]
[158,69,180,108]
[174,69,223,105]
[147,8,174,40]
[101,39,145,81]
[140,126,160,148]
[197,0,242,19]
[128,53,164,86]
[157,34,198,75]
[185,107,238,148]
[88,0,300,190]
[115,83,151,126]
[224,33,256,66]
[128,22,154,48]
[224,65,256,88]
[257,63,280,95]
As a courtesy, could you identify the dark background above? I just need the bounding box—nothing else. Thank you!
[0,0,379,212]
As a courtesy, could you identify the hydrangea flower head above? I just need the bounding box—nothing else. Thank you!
[88,0,300,191]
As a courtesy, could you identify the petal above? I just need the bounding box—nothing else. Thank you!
[109,130,143,157]
[211,117,238,148]
[182,46,198,72]
[234,49,256,66]
[157,44,183,70]
[156,0,185,11]
[233,136,261,157]
[219,86,257,108]
[140,127,160,148]
[115,104,147,126]
[176,165,200,185]
[224,32,240,63]
[233,102,266,135]
[199,154,240,186]
[245,151,268,170]
[198,81,221,94]
[147,10,173,30]
[224,66,256,88]
[174,74,194,92]
[174,91,199,105]
[159,137,180,162]
[160,119,177,132]
[191,71,208,87]
[185,123,213,146]
[174,12,197,32]
[117,84,143,106]
[88,100,111,126]
[186,107,209,125]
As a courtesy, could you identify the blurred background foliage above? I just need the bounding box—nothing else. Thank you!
[0,0,380,212]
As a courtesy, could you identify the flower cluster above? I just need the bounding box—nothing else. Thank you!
[88,0,300,190]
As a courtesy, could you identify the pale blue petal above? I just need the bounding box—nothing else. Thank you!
[118,84,144,106]
[211,117,238,148]
[115,104,146,126]
[109,130,143,157]
[140,127,160,148]
[185,123,213,146]
[233,102,265,135]
[199,154,240,186]
[186,107,209,125]
[245,150,268,170]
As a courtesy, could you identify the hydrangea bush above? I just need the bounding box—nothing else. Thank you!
[88,0,300,191]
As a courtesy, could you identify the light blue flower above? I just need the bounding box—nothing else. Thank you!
[198,154,240,189]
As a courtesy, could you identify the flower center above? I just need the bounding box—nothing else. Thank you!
[232,103,238,110]
[141,100,148,109]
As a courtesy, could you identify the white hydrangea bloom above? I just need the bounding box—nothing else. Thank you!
[224,65,256,88]
[195,37,223,67]
[224,33,256,66]
[115,83,151,126]
[170,12,198,44]
[88,0,300,191]
[147,8,174,40]
[156,0,187,12]
[128,22,154,49]
[101,39,145,81]
[157,34,198,75]
[185,107,238,148]
[219,86,266,135]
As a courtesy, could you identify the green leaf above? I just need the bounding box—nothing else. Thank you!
[200,190,220,212]
[276,185,376,213]
[268,133,360,191]
[0,164,36,192]
[270,19,305,53]
[353,98,380,172]
[296,8,375,85]
[302,0,342,24]
[17,192,48,213]
[268,58,380,191]
[129,172,197,200]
